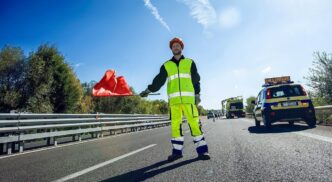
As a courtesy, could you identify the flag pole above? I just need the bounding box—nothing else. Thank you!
[148,93,161,95]
[131,93,161,96]
[92,93,161,97]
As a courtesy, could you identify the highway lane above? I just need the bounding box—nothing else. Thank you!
[1,118,332,182]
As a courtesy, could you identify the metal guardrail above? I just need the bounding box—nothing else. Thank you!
[315,105,332,111]
[0,113,170,155]
[315,105,332,125]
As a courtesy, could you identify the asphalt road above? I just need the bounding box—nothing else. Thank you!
[1,118,332,182]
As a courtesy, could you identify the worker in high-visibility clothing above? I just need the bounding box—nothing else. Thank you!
[140,37,210,161]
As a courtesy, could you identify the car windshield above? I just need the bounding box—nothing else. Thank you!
[230,102,243,109]
[269,85,305,98]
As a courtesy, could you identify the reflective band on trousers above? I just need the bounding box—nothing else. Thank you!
[168,92,195,99]
[168,73,192,81]
[173,144,184,150]
[196,140,207,147]
[194,135,204,142]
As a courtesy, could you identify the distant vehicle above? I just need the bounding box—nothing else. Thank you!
[252,76,316,128]
[221,96,245,119]
[215,112,221,119]
[207,112,215,119]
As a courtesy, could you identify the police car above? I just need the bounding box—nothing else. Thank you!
[252,76,316,128]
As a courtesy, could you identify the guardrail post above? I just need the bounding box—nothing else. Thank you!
[78,134,82,141]
[54,137,58,146]
[96,112,102,138]
[7,143,12,155]
[19,141,24,153]
[54,129,58,146]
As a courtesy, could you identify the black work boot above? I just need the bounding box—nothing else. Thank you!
[198,152,210,160]
[167,154,183,162]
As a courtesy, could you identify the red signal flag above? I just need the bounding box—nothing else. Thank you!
[92,70,133,97]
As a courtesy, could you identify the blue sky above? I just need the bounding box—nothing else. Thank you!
[1,0,332,109]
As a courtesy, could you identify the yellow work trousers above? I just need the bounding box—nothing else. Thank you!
[170,103,208,155]
[170,103,202,138]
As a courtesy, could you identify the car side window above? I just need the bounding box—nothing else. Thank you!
[260,90,264,101]
[257,91,262,104]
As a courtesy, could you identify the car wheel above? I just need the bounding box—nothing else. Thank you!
[263,114,271,128]
[254,116,260,127]
[306,115,316,128]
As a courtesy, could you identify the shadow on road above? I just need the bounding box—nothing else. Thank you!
[248,123,312,134]
[101,158,200,182]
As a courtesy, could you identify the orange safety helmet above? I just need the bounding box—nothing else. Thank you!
[169,37,184,49]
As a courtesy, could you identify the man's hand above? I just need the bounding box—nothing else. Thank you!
[139,89,151,97]
[195,94,201,105]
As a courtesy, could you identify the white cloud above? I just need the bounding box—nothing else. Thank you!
[178,1,242,32]
[73,63,83,68]
[261,66,272,74]
[219,7,241,28]
[178,0,217,29]
[143,0,171,32]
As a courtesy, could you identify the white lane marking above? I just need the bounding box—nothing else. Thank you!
[294,131,332,144]
[52,144,157,182]
[241,118,332,144]
[0,127,168,160]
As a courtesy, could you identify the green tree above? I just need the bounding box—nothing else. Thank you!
[151,100,169,114]
[79,81,96,113]
[305,52,332,105]
[25,45,83,113]
[0,46,26,112]
[245,96,256,113]
[197,105,207,116]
